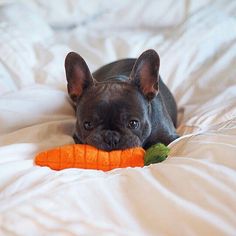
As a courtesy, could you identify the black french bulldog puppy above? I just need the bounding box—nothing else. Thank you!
[65,49,179,151]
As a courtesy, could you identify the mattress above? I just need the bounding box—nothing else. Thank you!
[0,0,236,235]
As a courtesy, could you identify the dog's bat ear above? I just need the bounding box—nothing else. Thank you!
[130,49,160,100]
[65,52,94,103]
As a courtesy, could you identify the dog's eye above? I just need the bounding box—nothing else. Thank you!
[128,120,139,129]
[83,121,94,130]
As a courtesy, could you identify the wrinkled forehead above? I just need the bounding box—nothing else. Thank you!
[77,83,147,117]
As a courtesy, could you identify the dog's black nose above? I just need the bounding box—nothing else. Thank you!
[103,130,120,148]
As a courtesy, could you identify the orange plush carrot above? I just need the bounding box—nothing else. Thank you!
[35,143,170,171]
[35,144,145,171]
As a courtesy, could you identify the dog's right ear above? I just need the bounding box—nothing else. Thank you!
[65,52,94,103]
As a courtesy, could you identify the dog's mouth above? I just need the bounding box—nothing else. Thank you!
[89,143,140,152]
[73,133,142,151]
[73,133,82,144]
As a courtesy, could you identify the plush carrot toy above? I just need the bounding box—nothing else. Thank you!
[35,143,169,171]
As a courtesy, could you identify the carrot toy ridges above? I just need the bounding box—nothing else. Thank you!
[35,143,170,171]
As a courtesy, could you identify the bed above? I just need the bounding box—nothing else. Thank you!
[0,0,236,235]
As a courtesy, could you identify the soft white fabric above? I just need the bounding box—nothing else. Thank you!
[0,1,53,94]
[19,0,194,29]
[0,1,236,235]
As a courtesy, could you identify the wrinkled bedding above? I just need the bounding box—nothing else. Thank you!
[0,0,236,235]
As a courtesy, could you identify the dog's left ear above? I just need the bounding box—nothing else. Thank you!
[130,49,160,100]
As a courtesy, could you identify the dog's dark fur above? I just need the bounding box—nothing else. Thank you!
[65,49,179,151]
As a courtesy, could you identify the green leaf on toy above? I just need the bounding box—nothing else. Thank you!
[144,143,170,166]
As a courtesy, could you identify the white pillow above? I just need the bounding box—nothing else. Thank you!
[0,1,53,44]
[0,63,17,95]
[31,0,108,29]
[88,0,186,29]
[30,0,186,29]
[0,1,54,93]
[88,0,215,30]
[0,0,14,6]
[0,22,36,92]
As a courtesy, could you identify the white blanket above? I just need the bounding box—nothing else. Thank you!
[0,1,236,235]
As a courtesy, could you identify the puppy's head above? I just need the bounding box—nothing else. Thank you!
[65,50,160,151]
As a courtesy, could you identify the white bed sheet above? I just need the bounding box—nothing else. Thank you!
[0,1,236,235]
